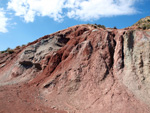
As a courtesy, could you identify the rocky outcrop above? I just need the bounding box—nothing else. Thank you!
[0,24,150,113]
[122,30,150,107]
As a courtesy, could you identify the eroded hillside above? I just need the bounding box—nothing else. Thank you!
[0,24,150,113]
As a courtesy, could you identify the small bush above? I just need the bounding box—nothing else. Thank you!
[142,26,146,30]
[97,24,106,29]
[147,19,150,22]
[1,50,6,53]
[87,23,106,29]
[114,26,117,29]
[141,24,150,30]
[22,44,26,47]
[0,48,9,54]
[8,49,14,54]
[15,46,21,49]
[0,48,15,54]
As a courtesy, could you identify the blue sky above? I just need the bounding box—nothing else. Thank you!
[0,0,150,51]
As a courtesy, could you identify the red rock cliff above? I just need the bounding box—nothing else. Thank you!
[0,24,150,113]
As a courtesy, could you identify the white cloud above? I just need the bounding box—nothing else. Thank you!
[0,8,8,33]
[7,0,66,22]
[67,0,138,21]
[7,0,138,22]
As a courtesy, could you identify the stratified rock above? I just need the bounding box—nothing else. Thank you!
[122,30,150,107]
[0,24,150,113]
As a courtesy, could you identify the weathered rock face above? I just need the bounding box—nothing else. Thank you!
[0,24,150,113]
[122,30,150,106]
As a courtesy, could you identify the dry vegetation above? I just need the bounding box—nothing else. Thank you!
[133,16,150,30]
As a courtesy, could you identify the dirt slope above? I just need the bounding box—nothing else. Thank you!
[0,24,150,113]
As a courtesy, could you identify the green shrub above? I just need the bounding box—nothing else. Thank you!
[142,26,146,30]
[1,50,6,53]
[0,48,9,53]
[87,23,106,29]
[8,49,14,54]
[15,46,21,49]
[114,26,117,29]
[97,24,106,29]
[141,24,150,30]
[0,48,14,54]
[147,19,150,22]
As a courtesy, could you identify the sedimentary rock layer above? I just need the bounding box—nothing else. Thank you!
[0,25,150,113]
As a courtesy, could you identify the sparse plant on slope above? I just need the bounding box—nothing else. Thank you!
[0,48,14,54]
[133,16,150,30]
[87,23,106,29]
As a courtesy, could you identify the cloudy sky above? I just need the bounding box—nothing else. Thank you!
[0,0,150,50]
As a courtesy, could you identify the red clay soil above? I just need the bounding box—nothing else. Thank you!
[0,83,67,113]
[0,24,150,113]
